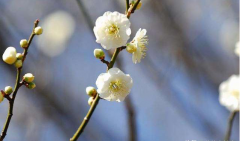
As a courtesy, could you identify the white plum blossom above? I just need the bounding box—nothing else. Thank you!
[235,41,240,56]
[2,47,17,65]
[96,68,133,102]
[219,75,240,112]
[126,28,148,64]
[93,11,131,50]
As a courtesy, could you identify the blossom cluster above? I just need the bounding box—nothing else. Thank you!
[87,10,148,102]
[219,41,240,112]
[0,26,42,103]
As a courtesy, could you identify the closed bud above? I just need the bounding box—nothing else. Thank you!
[20,39,28,48]
[86,86,97,97]
[136,1,142,10]
[0,91,4,103]
[126,43,137,54]
[4,86,13,95]
[2,47,17,65]
[14,60,22,68]
[131,1,142,10]
[94,49,105,59]
[88,97,94,106]
[27,82,36,89]
[23,73,35,83]
[16,53,23,60]
[34,26,43,35]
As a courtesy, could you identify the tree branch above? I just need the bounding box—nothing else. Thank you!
[126,0,140,18]
[0,20,39,141]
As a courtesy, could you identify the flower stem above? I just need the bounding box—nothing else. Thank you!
[224,111,238,141]
[0,20,39,141]
[70,47,122,141]
[70,94,100,141]
[108,47,125,69]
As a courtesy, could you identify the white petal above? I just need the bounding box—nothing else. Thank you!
[98,91,111,98]
[108,68,121,75]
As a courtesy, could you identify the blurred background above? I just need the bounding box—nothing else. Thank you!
[0,0,239,141]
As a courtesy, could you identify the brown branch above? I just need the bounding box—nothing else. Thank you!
[126,0,140,18]
[100,59,110,66]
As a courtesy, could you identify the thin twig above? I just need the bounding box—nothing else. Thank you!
[126,0,130,13]
[0,20,39,141]
[100,59,109,66]
[224,111,238,141]
[70,95,100,141]
[127,0,140,18]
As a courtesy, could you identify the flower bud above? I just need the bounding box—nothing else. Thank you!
[2,47,17,65]
[126,43,137,54]
[86,86,97,97]
[131,1,142,10]
[23,73,35,83]
[34,26,43,35]
[4,86,13,95]
[20,39,28,48]
[27,82,36,89]
[16,53,23,60]
[94,49,105,59]
[14,60,23,68]
[136,1,142,10]
[88,97,94,106]
[0,92,4,103]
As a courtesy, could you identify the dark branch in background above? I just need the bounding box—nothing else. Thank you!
[74,0,138,140]
[115,59,137,141]
[138,0,223,137]
[0,20,39,141]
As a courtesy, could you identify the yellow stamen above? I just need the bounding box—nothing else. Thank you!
[106,24,120,38]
